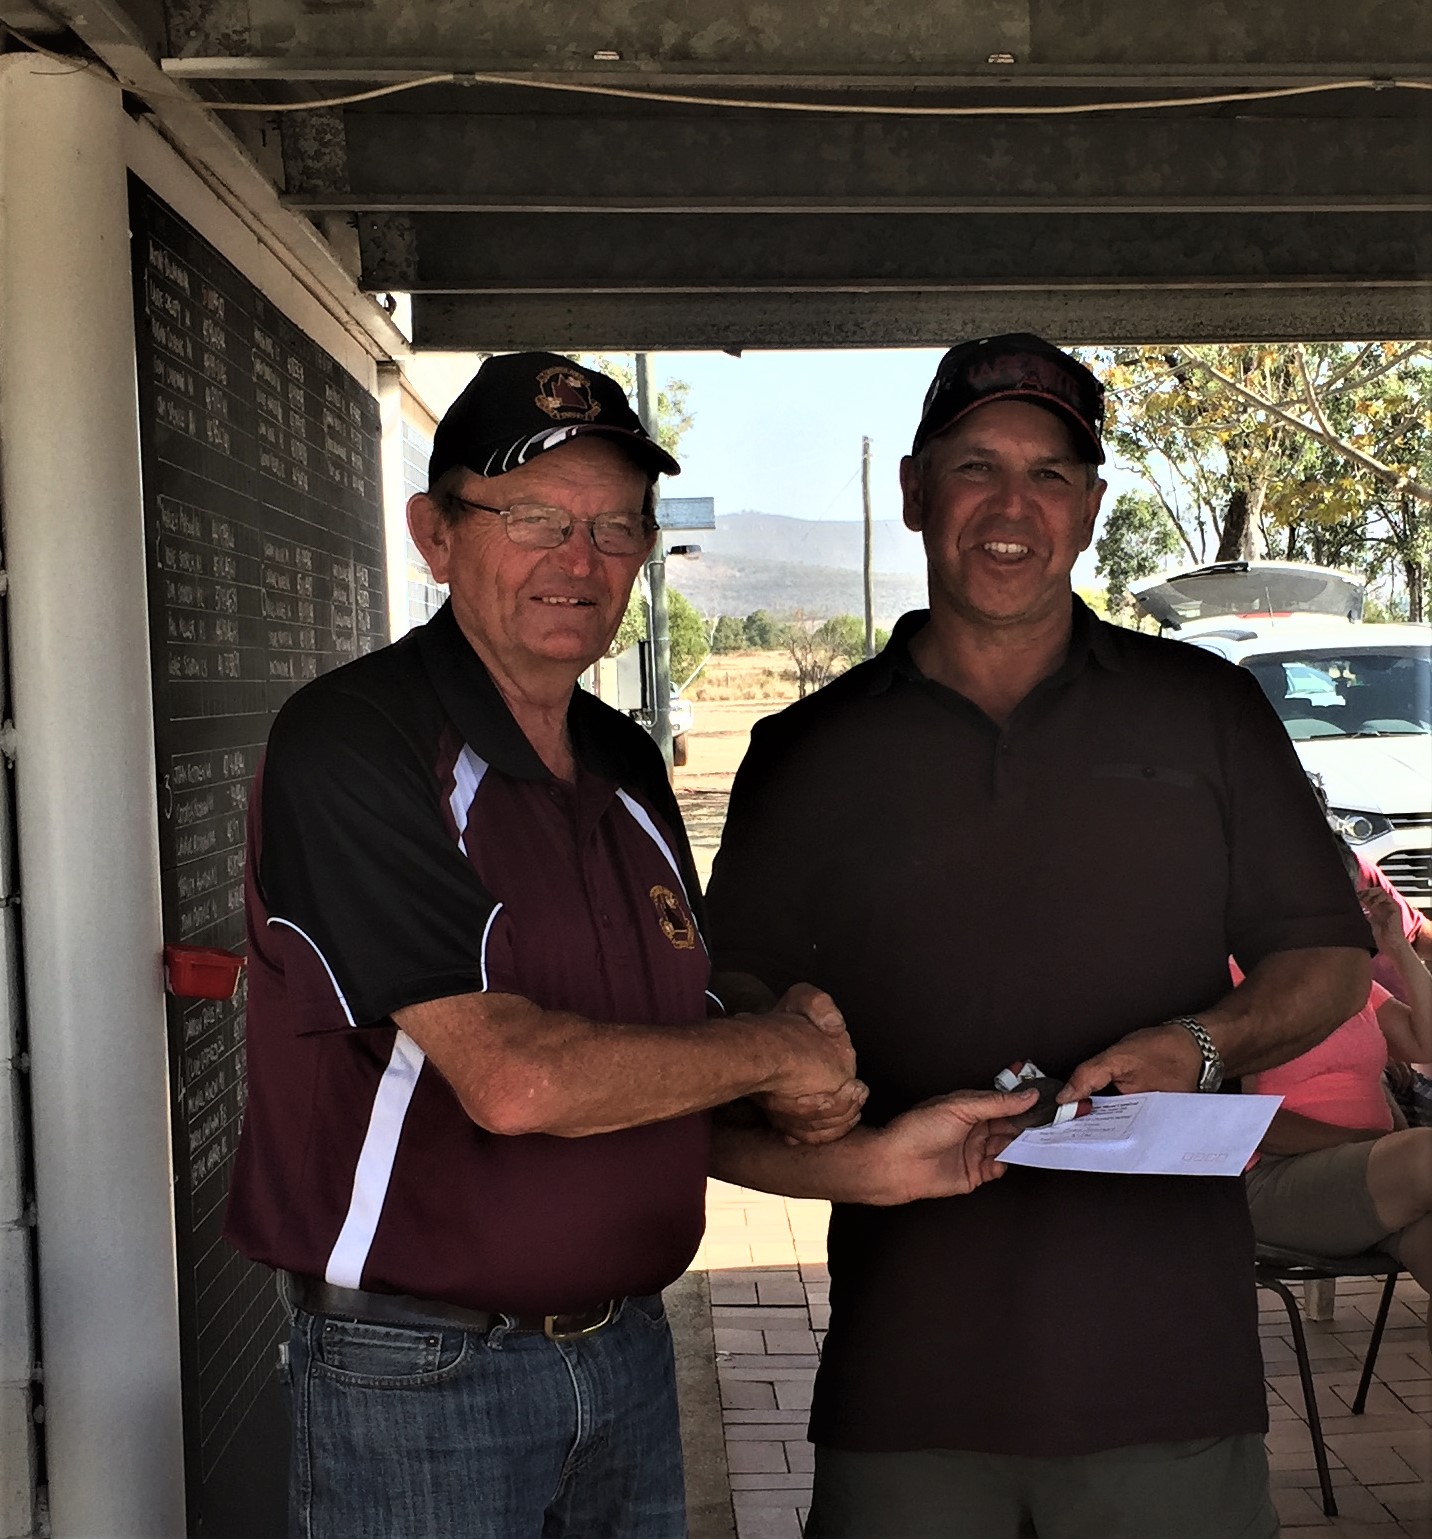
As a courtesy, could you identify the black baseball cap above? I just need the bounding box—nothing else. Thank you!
[911,333,1106,464]
[428,351,681,486]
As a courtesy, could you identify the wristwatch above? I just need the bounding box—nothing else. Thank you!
[1168,1016,1224,1093]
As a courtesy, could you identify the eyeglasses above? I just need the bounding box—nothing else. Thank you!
[449,496,654,557]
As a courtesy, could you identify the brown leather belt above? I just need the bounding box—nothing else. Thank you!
[284,1273,619,1342]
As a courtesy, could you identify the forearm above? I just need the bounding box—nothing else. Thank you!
[1205,946,1370,1076]
[711,1120,902,1205]
[1258,1108,1384,1156]
[1385,938,1432,1060]
[396,992,829,1139]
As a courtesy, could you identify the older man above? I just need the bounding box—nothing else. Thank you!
[223,352,872,1539]
[707,335,1374,1539]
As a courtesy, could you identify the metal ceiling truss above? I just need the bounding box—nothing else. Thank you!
[9,0,1432,345]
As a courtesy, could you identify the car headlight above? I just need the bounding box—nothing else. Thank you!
[1330,808,1394,844]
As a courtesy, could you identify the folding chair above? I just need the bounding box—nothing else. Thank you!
[1254,1244,1402,1517]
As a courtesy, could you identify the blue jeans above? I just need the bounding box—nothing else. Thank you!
[287,1295,687,1538]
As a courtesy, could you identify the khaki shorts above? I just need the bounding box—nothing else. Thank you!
[805,1435,1278,1539]
[1245,1142,1402,1260]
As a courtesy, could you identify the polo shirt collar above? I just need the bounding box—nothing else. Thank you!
[415,600,646,785]
[868,593,1123,698]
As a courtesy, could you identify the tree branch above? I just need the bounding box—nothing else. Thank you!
[1173,348,1432,504]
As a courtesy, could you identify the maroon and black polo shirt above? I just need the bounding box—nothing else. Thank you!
[224,600,714,1314]
[708,598,1373,1458]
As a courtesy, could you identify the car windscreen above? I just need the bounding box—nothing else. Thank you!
[1242,647,1432,740]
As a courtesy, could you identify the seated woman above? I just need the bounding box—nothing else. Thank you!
[1243,872,1432,1351]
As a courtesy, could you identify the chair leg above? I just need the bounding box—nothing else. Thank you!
[1261,1275,1338,1518]
[1352,1269,1400,1415]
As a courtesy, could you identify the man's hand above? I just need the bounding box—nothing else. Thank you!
[751,983,865,1145]
[869,1088,1039,1205]
[1059,1022,1203,1101]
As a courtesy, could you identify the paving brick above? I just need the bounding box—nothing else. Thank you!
[1323,1433,1424,1486]
[756,1277,809,1306]
[733,1488,812,1510]
[712,1306,812,1328]
[1273,1483,1335,1526]
[722,1380,778,1410]
[726,1441,788,1474]
[785,1440,815,1473]
[729,1473,812,1491]
[1367,1480,1432,1524]
[710,1277,759,1305]
[731,1503,802,1538]
[764,1330,819,1355]
[715,1328,767,1355]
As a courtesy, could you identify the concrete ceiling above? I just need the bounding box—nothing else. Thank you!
[11,0,1432,347]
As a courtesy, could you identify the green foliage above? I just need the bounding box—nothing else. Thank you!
[782,613,888,696]
[711,615,747,652]
[1086,342,1432,619]
[609,586,710,686]
[611,589,646,657]
[1095,491,1182,617]
[743,610,782,649]
[667,587,709,686]
[572,353,694,458]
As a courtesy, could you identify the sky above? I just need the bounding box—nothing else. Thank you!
[405,346,1153,589]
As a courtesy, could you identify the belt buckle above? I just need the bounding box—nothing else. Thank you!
[543,1300,616,1341]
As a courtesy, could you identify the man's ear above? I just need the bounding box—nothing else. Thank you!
[1078,476,1107,553]
[899,455,923,533]
[407,493,453,584]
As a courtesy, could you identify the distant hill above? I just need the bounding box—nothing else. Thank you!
[681,510,927,577]
[668,554,927,628]
[664,510,928,623]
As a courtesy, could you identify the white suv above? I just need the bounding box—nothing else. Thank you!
[1133,562,1432,915]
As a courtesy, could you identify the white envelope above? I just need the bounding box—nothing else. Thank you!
[999,1092,1282,1176]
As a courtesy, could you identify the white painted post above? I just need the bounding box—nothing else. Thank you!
[378,362,413,640]
[0,57,186,1538]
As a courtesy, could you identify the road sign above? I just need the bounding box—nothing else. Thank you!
[656,495,716,530]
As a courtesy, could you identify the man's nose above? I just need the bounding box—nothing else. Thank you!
[553,519,600,573]
[988,470,1032,515]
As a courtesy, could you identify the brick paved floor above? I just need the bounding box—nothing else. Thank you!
[689,1181,1431,1539]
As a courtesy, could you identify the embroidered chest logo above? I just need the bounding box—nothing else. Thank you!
[534,366,601,421]
[650,885,697,950]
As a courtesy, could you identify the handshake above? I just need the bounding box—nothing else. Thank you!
[742,982,1036,1143]
[733,982,1041,1203]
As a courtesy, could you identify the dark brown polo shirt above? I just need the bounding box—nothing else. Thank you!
[708,599,1371,1457]
[225,600,714,1314]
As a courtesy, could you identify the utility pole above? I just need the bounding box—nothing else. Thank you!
[636,353,674,769]
[861,435,875,658]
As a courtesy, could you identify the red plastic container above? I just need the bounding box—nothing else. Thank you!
[164,944,246,1001]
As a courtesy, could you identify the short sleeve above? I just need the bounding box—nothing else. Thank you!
[1221,669,1373,970]
[255,681,499,1028]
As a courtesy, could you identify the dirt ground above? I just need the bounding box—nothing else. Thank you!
[676,654,796,885]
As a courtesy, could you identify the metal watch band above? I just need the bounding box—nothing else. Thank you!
[1168,1015,1223,1092]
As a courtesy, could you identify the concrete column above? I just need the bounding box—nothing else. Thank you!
[0,56,185,1538]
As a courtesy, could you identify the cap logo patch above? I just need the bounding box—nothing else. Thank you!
[650,884,697,950]
[962,352,1083,413]
[535,366,601,422]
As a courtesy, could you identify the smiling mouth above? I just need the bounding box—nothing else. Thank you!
[980,541,1032,559]
[534,596,596,606]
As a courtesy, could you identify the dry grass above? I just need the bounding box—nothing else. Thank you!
[689,650,797,703]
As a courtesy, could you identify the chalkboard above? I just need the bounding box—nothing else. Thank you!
[130,178,388,1536]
